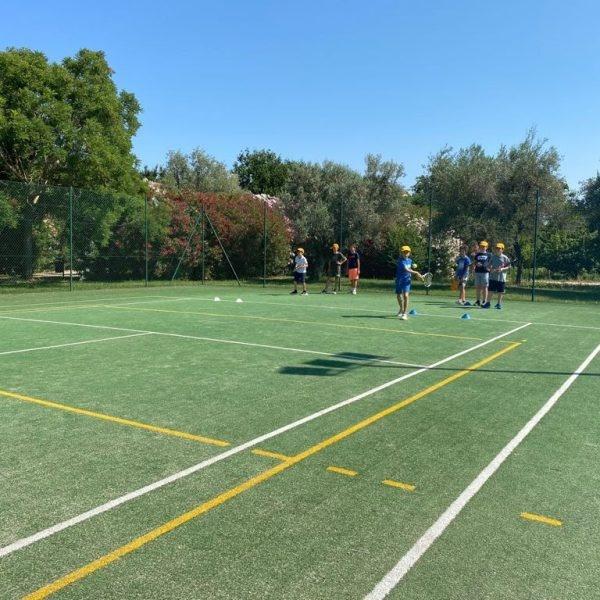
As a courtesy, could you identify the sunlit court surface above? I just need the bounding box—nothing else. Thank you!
[0,284,599,599]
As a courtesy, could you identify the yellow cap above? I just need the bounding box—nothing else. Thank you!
[495,242,505,249]
[332,243,339,250]
[479,240,489,247]
[296,247,304,253]
[401,245,411,252]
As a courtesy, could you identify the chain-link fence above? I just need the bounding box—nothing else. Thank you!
[0,180,292,289]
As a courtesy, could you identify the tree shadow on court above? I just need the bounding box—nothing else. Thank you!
[279,353,600,378]
[279,353,393,377]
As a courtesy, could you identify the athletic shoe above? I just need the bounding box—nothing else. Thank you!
[351,289,357,295]
[301,290,308,295]
[400,313,408,320]
[331,291,337,295]
[397,311,403,317]
[456,299,464,305]
[463,301,471,306]
[475,300,481,306]
[495,303,502,309]
[321,289,327,294]
[482,301,491,309]
[290,290,298,294]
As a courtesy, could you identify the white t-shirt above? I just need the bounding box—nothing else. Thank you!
[294,255,308,273]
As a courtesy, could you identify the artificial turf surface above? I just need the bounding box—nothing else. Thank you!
[0,283,598,599]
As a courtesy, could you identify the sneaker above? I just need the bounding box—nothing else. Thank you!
[301,290,308,295]
[331,291,337,295]
[475,300,481,307]
[463,301,471,306]
[351,289,357,295]
[495,303,502,309]
[482,301,491,309]
[321,289,327,294]
[290,290,298,295]
[400,313,408,320]
[397,311,403,317]
[456,299,464,305]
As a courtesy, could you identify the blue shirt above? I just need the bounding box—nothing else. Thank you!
[455,255,471,278]
[396,257,413,283]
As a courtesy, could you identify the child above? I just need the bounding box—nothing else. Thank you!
[322,243,346,294]
[346,244,360,295]
[395,245,424,320]
[291,248,308,295]
[454,244,472,305]
[489,242,511,309]
[473,240,492,308]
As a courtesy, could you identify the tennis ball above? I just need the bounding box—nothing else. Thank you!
[413,263,418,269]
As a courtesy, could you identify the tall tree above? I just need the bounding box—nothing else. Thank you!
[233,149,288,195]
[0,48,143,276]
[161,149,240,193]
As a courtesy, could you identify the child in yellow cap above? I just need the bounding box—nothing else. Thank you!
[395,245,424,319]
[473,240,492,308]
[489,243,511,308]
[322,243,346,294]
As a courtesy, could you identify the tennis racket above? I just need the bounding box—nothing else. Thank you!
[422,272,433,287]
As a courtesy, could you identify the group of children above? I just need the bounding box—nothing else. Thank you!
[290,244,361,296]
[290,240,511,315]
[454,241,511,309]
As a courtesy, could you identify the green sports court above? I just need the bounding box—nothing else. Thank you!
[0,284,598,599]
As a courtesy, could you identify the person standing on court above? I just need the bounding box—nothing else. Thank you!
[489,242,511,309]
[291,247,309,295]
[346,243,360,295]
[473,240,492,308]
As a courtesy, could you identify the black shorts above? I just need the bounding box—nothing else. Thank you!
[489,280,505,293]
[294,272,306,283]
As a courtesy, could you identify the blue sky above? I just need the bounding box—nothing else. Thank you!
[2,0,599,189]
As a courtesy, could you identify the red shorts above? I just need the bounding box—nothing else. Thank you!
[348,268,359,280]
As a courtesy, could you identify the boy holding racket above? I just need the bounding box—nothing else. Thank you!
[395,245,424,320]
[489,242,511,309]
[291,247,309,295]
[346,243,360,295]
[322,243,346,294]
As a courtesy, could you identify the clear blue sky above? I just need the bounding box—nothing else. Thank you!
[2,0,599,189]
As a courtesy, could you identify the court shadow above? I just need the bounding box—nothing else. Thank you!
[279,352,392,377]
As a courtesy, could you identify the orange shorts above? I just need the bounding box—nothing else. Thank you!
[348,268,359,280]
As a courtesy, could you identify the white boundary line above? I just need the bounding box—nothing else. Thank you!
[107,292,600,332]
[365,342,600,600]
[0,314,422,369]
[0,333,152,357]
[0,322,530,559]
[0,294,171,312]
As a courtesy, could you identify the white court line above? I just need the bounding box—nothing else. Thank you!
[0,314,422,369]
[365,341,600,600]
[107,291,599,332]
[0,294,172,312]
[0,333,152,357]
[0,322,530,559]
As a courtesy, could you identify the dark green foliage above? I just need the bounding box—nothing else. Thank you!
[233,148,289,195]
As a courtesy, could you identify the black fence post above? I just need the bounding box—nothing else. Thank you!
[531,189,540,302]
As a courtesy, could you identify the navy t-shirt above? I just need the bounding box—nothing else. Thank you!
[347,251,360,269]
[474,251,491,273]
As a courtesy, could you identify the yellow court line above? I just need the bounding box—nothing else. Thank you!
[24,341,521,600]
[382,479,416,492]
[327,466,359,477]
[251,449,292,462]
[99,304,484,342]
[520,512,562,527]
[0,389,230,448]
